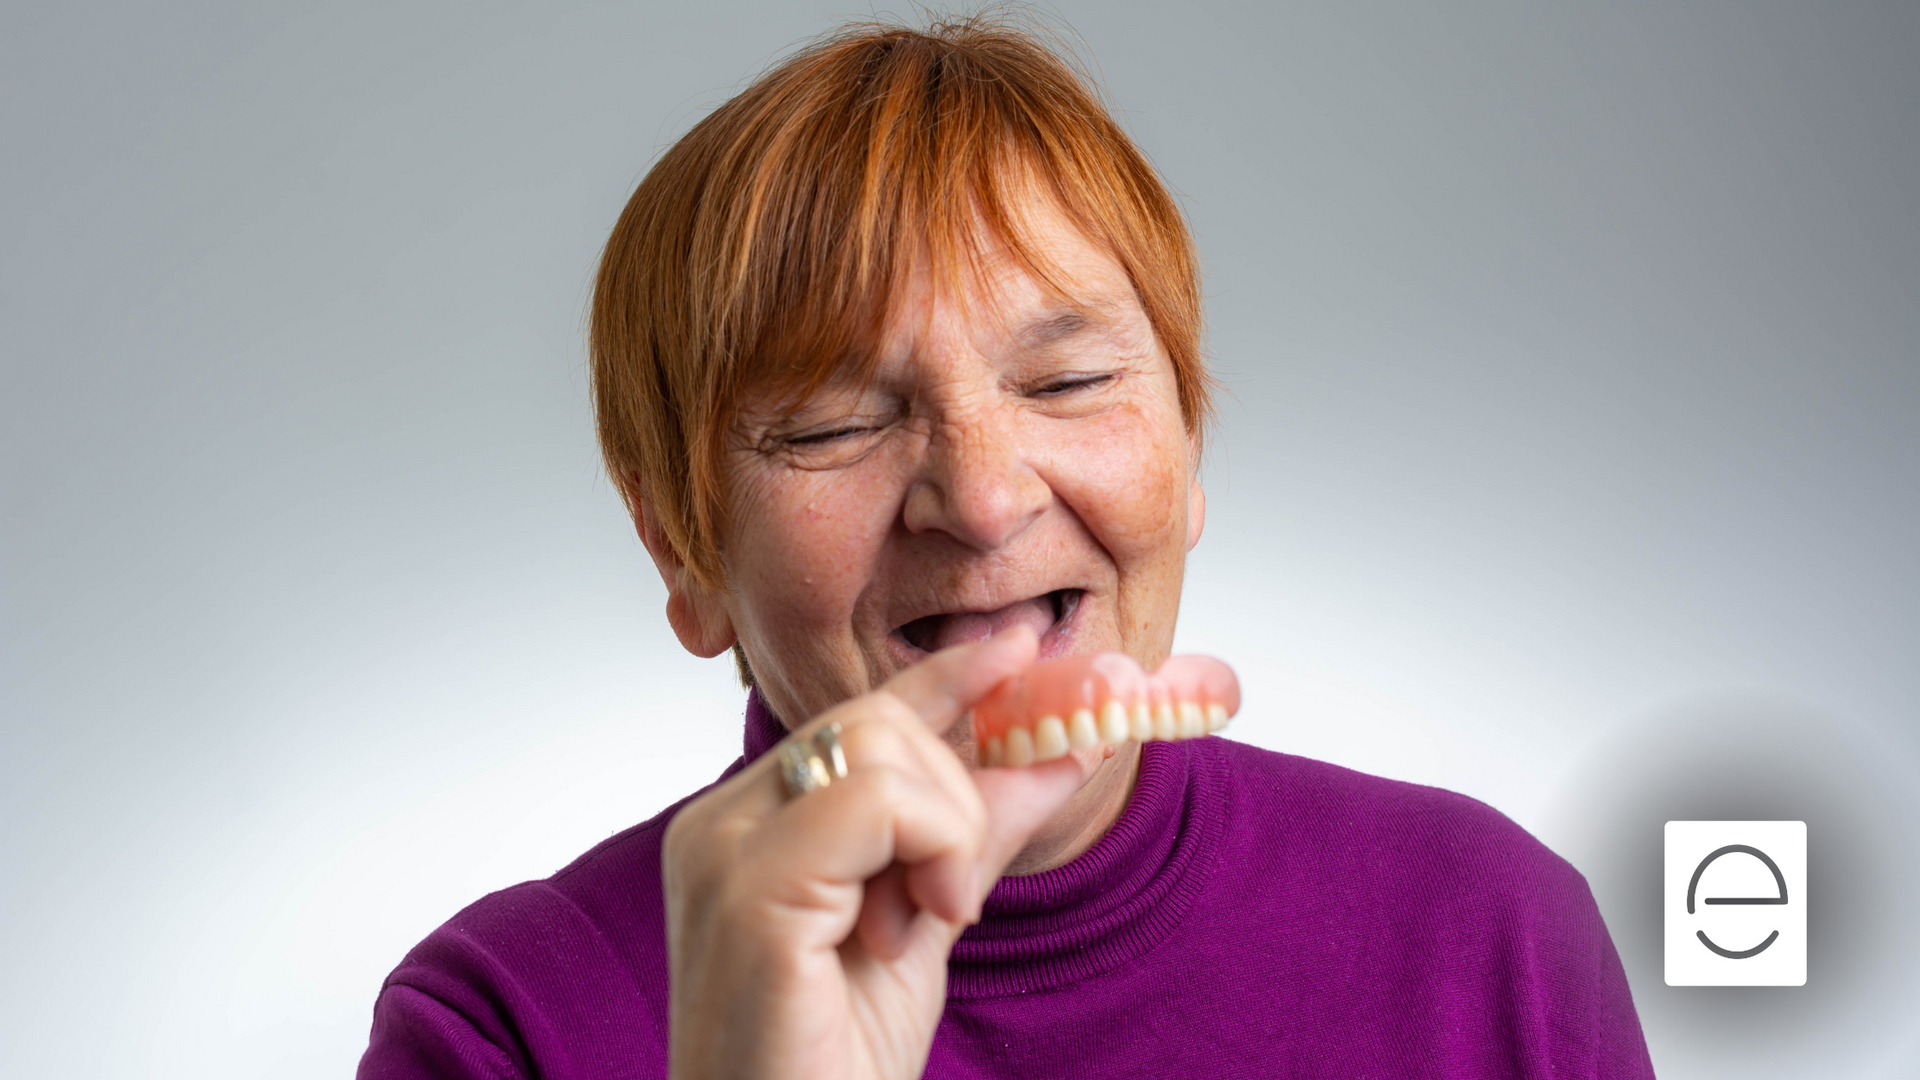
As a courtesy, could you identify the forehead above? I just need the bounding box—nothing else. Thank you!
[732,174,1153,429]
[873,198,1142,360]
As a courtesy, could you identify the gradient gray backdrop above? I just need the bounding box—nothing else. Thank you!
[4,2,1917,1077]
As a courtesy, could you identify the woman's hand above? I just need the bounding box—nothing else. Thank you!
[662,627,1085,1080]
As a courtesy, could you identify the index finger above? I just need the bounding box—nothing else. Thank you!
[877,625,1039,736]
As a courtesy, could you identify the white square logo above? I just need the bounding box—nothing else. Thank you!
[1664,820,1807,986]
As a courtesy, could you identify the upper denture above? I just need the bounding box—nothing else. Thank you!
[972,651,1240,767]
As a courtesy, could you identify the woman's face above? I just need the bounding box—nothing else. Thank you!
[686,200,1204,753]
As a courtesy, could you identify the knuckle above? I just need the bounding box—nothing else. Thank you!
[662,796,745,877]
[662,808,700,861]
[839,713,909,765]
[877,690,931,729]
[856,688,922,729]
[852,761,910,805]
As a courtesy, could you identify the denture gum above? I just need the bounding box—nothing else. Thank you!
[972,652,1240,767]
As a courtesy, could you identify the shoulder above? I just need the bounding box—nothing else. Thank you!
[1212,737,1594,918]
[1200,739,1653,1076]
[413,787,689,969]
[361,791,704,1078]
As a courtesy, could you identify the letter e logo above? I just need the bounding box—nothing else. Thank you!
[1665,821,1807,986]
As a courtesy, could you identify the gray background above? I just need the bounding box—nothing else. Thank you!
[4,2,1916,1076]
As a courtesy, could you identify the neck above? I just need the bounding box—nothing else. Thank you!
[1002,740,1142,876]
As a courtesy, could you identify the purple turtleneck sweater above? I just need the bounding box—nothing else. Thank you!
[360,692,1654,1078]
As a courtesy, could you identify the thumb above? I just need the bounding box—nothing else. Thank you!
[878,625,1039,737]
[970,758,1085,883]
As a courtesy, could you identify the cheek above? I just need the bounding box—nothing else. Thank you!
[728,463,900,628]
[1050,405,1191,564]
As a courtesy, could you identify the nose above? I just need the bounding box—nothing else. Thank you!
[902,399,1051,550]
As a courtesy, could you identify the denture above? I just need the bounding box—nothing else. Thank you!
[972,652,1240,767]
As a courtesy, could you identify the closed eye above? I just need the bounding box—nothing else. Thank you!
[784,425,871,446]
[1032,372,1118,396]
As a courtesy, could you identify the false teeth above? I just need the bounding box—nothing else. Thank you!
[1005,725,1035,767]
[1129,702,1152,741]
[1068,708,1100,749]
[1152,702,1178,742]
[1034,716,1070,761]
[971,652,1240,768]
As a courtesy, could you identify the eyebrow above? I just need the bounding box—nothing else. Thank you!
[1014,308,1096,351]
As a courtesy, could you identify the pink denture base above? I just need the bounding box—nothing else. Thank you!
[971,652,1240,766]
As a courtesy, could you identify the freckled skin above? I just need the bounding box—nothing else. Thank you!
[665,200,1205,873]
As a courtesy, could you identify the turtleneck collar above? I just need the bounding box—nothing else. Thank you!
[740,687,1230,999]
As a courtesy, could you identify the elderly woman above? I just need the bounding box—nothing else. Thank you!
[361,19,1652,1080]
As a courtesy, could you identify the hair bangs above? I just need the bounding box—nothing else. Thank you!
[724,44,1092,419]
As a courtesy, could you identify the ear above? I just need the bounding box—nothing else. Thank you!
[1186,440,1207,552]
[626,477,737,659]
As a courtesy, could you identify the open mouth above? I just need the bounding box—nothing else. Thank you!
[894,588,1083,655]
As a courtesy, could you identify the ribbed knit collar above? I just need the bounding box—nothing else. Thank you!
[741,688,1230,999]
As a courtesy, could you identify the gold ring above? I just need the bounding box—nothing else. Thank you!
[778,721,848,798]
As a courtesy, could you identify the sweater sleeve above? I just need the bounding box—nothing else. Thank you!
[1240,745,1657,1079]
[1568,877,1656,1079]
[353,873,674,1080]
[1440,806,1655,1080]
[359,983,523,1080]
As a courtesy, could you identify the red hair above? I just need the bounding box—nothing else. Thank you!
[592,15,1211,588]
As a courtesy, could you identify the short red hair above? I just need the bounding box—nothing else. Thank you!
[591,15,1211,588]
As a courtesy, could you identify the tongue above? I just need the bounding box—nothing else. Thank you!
[925,595,1056,651]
